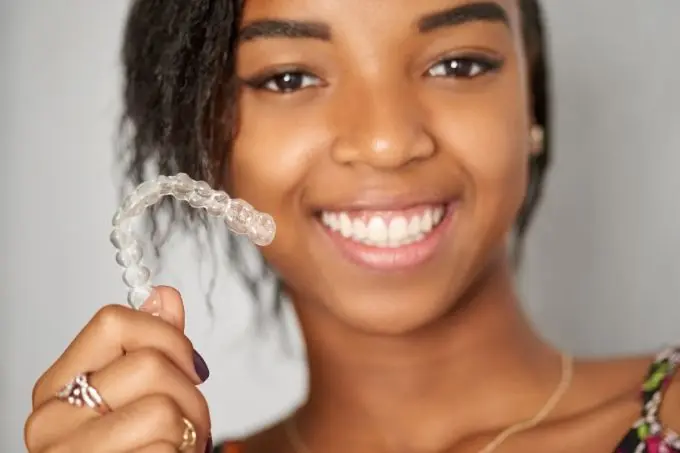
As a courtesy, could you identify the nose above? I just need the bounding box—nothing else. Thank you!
[331,80,435,170]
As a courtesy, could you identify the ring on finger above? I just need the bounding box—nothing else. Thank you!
[179,417,197,451]
[55,372,112,415]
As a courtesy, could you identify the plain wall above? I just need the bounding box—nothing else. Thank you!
[1,1,679,451]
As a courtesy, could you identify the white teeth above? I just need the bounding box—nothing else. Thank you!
[352,218,367,240]
[367,217,388,244]
[339,213,353,238]
[407,216,420,236]
[388,216,408,247]
[433,208,443,224]
[421,210,433,232]
[320,205,446,247]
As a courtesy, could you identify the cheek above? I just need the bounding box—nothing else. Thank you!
[427,78,530,224]
[449,118,528,199]
[226,92,329,268]
[228,91,326,204]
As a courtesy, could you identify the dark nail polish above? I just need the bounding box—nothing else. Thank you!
[205,436,213,453]
[193,349,210,382]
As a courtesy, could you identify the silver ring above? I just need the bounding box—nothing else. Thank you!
[55,372,111,415]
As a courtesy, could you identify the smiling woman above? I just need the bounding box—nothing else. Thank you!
[229,0,536,336]
[20,1,680,453]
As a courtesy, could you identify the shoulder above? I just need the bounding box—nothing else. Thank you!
[614,346,680,452]
[643,347,680,445]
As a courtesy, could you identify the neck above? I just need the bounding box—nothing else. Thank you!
[291,260,562,453]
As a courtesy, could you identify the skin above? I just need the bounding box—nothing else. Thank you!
[23,1,680,452]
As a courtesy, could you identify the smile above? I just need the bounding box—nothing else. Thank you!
[320,204,446,247]
[316,202,456,271]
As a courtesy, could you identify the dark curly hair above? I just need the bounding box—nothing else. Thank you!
[118,0,552,313]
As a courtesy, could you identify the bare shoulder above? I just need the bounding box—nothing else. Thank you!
[663,369,680,423]
[555,347,680,451]
[653,349,680,432]
[603,347,680,432]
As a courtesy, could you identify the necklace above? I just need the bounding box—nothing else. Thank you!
[285,353,574,453]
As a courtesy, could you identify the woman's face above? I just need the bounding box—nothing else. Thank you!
[228,0,534,333]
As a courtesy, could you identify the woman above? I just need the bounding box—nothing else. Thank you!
[22,0,680,452]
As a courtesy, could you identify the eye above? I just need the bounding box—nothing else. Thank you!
[426,56,503,79]
[249,71,322,93]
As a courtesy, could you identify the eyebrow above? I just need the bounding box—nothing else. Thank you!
[417,2,510,33]
[238,2,509,43]
[239,19,331,42]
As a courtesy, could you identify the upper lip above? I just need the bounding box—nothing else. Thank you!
[309,190,460,213]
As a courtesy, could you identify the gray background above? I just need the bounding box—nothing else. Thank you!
[1,1,679,451]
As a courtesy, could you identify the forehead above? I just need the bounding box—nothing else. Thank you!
[239,0,522,37]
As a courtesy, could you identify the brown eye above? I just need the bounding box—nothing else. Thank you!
[426,56,503,79]
[252,71,322,93]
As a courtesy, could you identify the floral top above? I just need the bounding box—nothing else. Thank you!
[615,347,680,453]
[216,347,680,453]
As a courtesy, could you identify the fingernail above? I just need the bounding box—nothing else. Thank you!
[139,288,163,317]
[204,436,213,453]
[193,349,210,382]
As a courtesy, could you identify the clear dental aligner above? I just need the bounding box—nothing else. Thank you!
[110,173,276,309]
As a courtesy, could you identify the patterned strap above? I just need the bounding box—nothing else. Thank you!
[616,347,680,452]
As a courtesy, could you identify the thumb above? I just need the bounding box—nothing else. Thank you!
[139,285,186,331]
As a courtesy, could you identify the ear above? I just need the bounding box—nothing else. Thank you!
[529,124,544,157]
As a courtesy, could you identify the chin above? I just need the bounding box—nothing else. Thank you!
[334,297,455,335]
[321,253,506,336]
[312,269,476,335]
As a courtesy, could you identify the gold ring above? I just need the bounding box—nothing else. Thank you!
[179,417,197,451]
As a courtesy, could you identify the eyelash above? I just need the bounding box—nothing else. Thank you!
[426,55,503,78]
[245,55,504,94]
[248,71,322,93]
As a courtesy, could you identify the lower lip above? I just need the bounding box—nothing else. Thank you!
[316,205,456,272]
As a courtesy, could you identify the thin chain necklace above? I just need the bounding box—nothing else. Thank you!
[285,353,574,453]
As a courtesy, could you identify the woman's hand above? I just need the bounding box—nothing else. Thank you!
[24,286,212,453]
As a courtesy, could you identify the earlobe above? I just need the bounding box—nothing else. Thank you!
[529,124,544,156]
